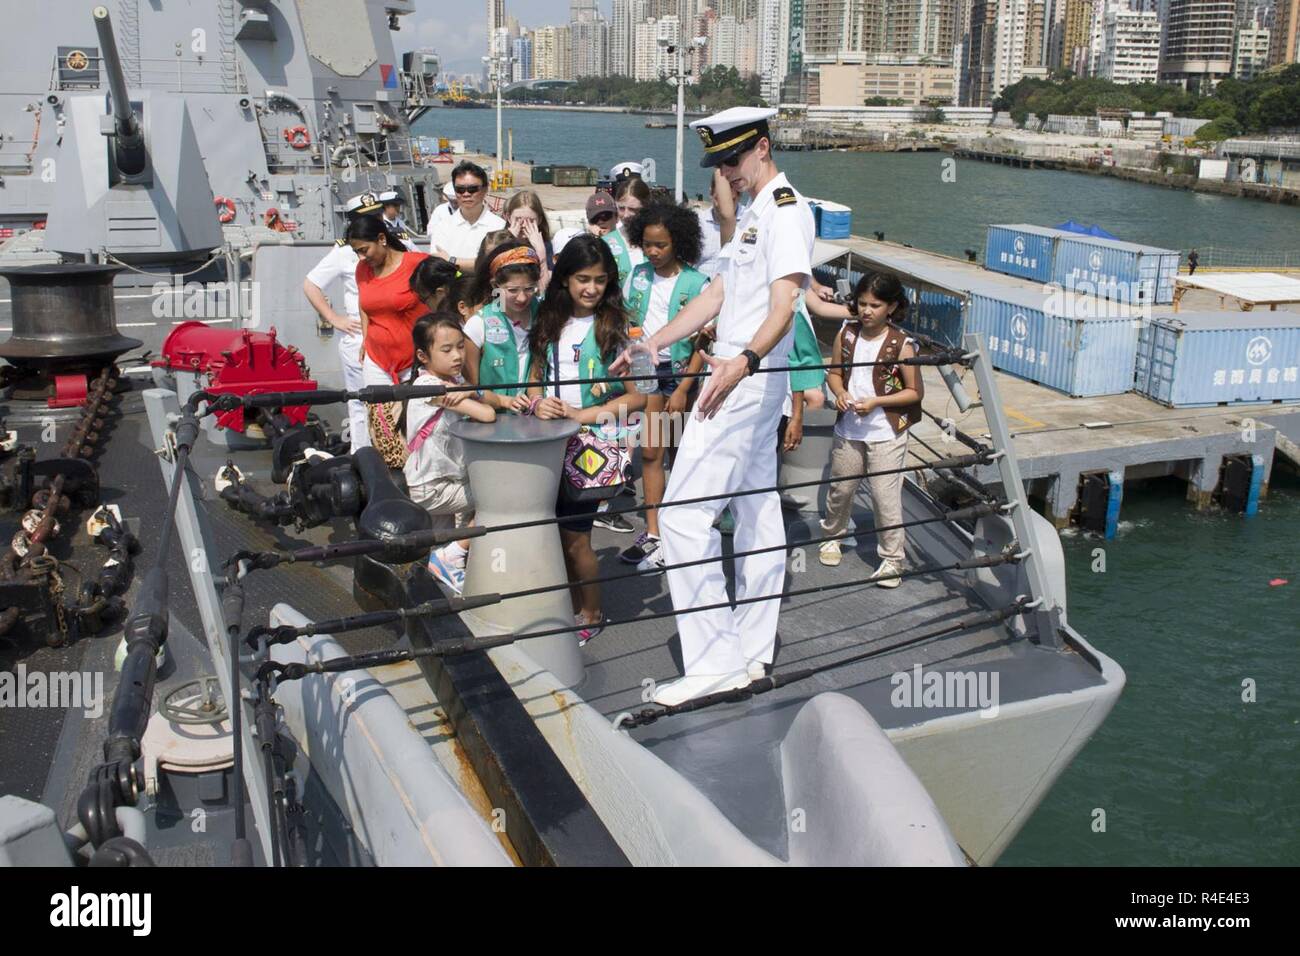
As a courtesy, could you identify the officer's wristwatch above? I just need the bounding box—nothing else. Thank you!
[741,349,761,377]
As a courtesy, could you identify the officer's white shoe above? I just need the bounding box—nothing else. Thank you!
[746,660,768,681]
[870,559,904,588]
[652,671,751,706]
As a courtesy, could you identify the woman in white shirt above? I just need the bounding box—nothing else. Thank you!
[818,272,924,586]
[525,235,648,645]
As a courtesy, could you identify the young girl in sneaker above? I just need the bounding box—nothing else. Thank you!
[818,272,923,586]
[404,313,497,594]
[617,198,707,571]
[526,235,648,644]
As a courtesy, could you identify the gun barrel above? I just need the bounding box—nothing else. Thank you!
[93,5,147,175]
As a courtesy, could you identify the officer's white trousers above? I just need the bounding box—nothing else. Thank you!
[338,332,370,453]
[659,371,788,676]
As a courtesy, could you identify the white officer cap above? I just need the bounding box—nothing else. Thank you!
[689,107,778,168]
[377,190,402,206]
[610,161,643,179]
[343,191,384,217]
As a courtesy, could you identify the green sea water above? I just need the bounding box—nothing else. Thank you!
[417,106,1300,866]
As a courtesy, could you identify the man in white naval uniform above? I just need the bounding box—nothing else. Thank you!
[612,107,816,706]
[302,192,385,452]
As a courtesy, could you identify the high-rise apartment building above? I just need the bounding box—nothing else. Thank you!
[757,0,793,101]
[534,25,574,80]
[1159,0,1235,91]
[1234,26,1273,77]
[633,16,683,79]
[961,0,1046,104]
[571,1,610,78]
[512,35,533,82]
[1270,0,1300,65]
[1060,0,1094,73]
[1098,6,1161,83]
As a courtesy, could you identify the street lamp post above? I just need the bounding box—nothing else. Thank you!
[660,36,708,203]
[482,48,513,178]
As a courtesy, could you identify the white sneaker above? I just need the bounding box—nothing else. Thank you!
[870,559,903,588]
[652,671,752,706]
[818,540,842,567]
[746,660,767,681]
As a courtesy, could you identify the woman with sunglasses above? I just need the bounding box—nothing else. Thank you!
[461,239,543,412]
[427,161,505,269]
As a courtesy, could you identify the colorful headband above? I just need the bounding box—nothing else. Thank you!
[489,246,541,278]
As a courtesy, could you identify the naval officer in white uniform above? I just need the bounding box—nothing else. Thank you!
[302,191,386,452]
[612,107,816,706]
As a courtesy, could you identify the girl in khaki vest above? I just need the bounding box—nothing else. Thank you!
[819,272,923,586]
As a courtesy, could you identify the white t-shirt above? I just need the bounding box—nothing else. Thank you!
[546,315,595,408]
[404,372,470,486]
[305,243,361,340]
[463,309,532,370]
[427,206,506,264]
[835,325,909,443]
[623,270,677,362]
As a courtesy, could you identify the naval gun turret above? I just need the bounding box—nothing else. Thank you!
[92,5,147,183]
[41,6,223,264]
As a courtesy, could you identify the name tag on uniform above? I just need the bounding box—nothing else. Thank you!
[741,227,758,245]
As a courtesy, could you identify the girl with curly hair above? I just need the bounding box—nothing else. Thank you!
[616,198,710,571]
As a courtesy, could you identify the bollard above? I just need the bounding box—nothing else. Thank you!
[451,416,585,687]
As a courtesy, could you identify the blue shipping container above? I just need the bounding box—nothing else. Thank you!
[899,286,966,350]
[966,288,1140,396]
[985,224,1180,304]
[1134,311,1300,406]
[984,225,1056,283]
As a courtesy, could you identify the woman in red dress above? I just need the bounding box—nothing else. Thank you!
[348,214,429,386]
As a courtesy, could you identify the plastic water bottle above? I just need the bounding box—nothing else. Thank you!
[627,326,657,394]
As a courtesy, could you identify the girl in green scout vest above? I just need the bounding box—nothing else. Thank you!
[818,272,923,586]
[526,235,648,645]
[617,198,708,571]
[462,240,543,414]
[603,177,649,284]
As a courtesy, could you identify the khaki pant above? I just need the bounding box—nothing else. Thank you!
[820,431,909,565]
[409,477,474,534]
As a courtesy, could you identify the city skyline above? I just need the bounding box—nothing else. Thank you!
[405,1,612,75]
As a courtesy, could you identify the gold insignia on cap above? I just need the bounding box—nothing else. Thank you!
[697,127,714,147]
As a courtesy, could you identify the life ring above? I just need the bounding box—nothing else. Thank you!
[283,125,311,150]
[214,196,236,223]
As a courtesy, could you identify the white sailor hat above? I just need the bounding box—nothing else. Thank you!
[690,107,777,168]
[377,189,403,206]
[344,191,385,217]
[610,160,643,179]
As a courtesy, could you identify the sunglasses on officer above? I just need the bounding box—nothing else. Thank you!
[454,183,483,195]
[720,139,761,170]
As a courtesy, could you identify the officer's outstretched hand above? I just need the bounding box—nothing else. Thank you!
[695,353,747,421]
[609,347,633,376]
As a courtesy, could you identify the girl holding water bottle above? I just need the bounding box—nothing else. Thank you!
[525,235,647,644]
[618,199,707,571]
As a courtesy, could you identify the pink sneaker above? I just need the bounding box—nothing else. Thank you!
[575,612,605,647]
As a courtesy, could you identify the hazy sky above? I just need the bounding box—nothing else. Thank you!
[403,1,613,76]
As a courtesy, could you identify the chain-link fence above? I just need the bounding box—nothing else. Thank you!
[1193,247,1300,270]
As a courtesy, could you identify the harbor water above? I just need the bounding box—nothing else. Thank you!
[416,106,1300,866]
